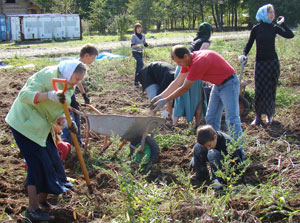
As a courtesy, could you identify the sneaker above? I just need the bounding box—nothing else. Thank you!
[25,208,55,222]
[251,118,262,126]
[212,179,223,190]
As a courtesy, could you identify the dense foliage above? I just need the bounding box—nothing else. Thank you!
[36,0,300,33]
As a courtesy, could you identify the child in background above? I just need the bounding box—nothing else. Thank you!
[61,44,98,145]
[131,23,148,86]
[190,125,244,188]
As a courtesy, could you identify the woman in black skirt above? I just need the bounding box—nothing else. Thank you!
[240,4,294,125]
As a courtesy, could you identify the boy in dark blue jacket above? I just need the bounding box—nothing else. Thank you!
[190,125,244,188]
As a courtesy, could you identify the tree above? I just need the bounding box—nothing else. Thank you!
[36,0,92,18]
[228,0,241,30]
[152,0,166,31]
[127,0,154,32]
[74,0,92,19]
[35,0,53,12]
[108,13,132,40]
[51,0,78,14]
[247,0,300,27]
[89,0,129,34]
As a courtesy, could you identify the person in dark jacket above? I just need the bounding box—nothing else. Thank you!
[189,22,213,52]
[137,61,175,118]
[173,22,213,128]
[190,125,244,188]
[240,4,294,126]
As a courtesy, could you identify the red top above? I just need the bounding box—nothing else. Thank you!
[181,50,235,85]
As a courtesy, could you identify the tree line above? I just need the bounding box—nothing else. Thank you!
[36,0,300,35]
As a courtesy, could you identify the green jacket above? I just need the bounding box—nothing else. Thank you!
[6,66,74,147]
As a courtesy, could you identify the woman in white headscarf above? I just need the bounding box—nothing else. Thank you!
[240,4,294,125]
[5,60,87,222]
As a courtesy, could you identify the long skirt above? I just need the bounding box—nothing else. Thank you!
[11,127,71,195]
[173,80,207,123]
[173,66,207,123]
[254,59,280,116]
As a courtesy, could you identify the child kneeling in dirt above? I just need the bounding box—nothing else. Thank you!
[189,125,244,188]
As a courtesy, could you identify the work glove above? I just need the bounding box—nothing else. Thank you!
[152,98,167,112]
[60,119,78,134]
[47,90,65,104]
[161,110,169,119]
[277,16,285,25]
[150,95,163,110]
[238,55,248,64]
[136,44,144,48]
[82,93,90,104]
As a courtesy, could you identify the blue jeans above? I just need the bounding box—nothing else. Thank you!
[132,51,144,84]
[61,94,82,145]
[205,73,245,159]
[208,148,244,179]
[207,149,224,180]
[190,143,221,180]
[190,143,210,177]
[190,143,242,180]
[145,84,159,101]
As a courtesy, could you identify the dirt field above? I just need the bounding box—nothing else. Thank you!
[0,35,299,222]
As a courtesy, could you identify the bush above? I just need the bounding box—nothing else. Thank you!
[108,13,132,41]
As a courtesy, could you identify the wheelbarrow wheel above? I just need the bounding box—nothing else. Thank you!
[130,136,159,164]
[239,95,250,118]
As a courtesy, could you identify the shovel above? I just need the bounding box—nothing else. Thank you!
[52,78,93,194]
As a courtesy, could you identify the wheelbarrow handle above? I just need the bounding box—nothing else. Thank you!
[52,78,68,94]
[81,103,102,115]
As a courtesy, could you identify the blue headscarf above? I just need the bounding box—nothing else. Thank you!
[256,4,272,24]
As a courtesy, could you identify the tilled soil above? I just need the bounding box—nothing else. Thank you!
[0,42,299,222]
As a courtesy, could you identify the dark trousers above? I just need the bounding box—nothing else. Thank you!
[132,51,144,84]
[11,128,69,194]
[190,143,243,181]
